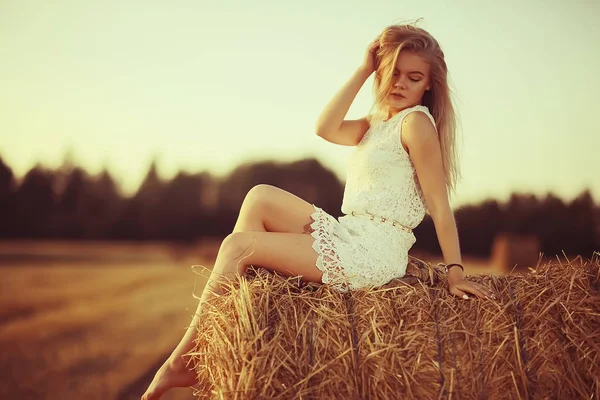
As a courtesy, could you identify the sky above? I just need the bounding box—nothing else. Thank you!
[1,0,599,208]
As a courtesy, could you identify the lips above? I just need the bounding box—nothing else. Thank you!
[391,93,405,98]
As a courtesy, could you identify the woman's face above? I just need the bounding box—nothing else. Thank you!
[386,50,431,112]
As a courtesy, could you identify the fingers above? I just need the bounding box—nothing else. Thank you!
[480,286,496,299]
[451,281,496,300]
[449,285,469,300]
[468,287,489,300]
[369,40,380,53]
[472,282,495,299]
[370,35,380,49]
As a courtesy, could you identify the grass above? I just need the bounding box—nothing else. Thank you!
[0,241,209,400]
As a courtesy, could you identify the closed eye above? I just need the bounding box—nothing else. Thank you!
[393,72,420,83]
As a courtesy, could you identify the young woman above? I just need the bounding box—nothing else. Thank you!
[141,22,496,400]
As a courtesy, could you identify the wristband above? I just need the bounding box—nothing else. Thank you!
[444,263,464,274]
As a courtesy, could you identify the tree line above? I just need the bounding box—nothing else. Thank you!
[0,156,598,258]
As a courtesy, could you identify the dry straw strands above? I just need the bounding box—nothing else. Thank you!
[188,254,600,399]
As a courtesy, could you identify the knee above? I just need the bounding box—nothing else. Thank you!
[219,232,256,274]
[221,232,255,258]
[243,184,275,210]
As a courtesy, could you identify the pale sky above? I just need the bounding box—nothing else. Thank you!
[1,0,599,207]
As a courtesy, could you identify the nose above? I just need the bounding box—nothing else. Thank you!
[393,77,407,90]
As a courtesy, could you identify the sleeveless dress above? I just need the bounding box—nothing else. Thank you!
[308,104,437,292]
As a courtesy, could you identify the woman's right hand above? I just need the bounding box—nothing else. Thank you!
[360,35,381,76]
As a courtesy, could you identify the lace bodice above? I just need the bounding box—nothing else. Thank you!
[340,105,437,229]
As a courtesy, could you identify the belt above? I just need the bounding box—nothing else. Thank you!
[350,210,413,233]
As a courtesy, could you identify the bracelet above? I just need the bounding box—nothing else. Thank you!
[444,263,464,274]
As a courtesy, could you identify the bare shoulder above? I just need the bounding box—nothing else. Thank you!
[401,111,438,152]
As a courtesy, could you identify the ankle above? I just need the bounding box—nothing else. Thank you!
[168,353,192,371]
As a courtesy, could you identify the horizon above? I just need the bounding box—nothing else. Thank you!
[1,152,597,207]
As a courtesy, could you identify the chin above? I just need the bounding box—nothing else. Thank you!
[388,99,411,110]
[389,96,409,104]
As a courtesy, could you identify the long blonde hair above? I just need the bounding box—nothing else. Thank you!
[368,20,461,196]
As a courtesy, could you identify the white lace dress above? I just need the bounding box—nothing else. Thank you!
[308,104,437,292]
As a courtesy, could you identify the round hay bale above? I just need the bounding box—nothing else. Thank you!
[188,254,600,399]
[491,234,541,273]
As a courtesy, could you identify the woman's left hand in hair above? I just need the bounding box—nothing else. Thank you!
[448,275,496,300]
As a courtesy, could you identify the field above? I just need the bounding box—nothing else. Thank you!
[0,240,223,400]
[0,240,493,400]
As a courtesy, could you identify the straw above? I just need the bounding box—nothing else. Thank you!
[187,253,600,399]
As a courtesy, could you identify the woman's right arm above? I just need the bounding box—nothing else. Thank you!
[314,67,372,146]
[315,36,380,146]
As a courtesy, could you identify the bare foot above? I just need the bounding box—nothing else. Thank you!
[141,355,198,400]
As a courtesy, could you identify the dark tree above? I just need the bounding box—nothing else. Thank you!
[0,157,16,237]
[13,166,57,237]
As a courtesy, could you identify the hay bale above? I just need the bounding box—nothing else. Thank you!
[188,255,600,399]
[491,234,541,273]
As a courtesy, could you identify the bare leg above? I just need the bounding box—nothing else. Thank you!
[176,184,319,364]
[141,185,319,400]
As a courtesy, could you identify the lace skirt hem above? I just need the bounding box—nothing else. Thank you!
[307,204,397,293]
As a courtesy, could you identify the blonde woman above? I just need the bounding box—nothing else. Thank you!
[142,22,496,400]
